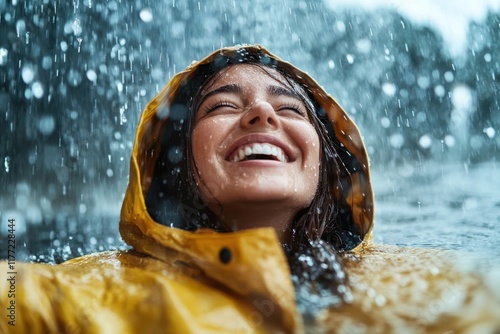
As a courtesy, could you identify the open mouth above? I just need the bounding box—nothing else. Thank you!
[229,143,289,163]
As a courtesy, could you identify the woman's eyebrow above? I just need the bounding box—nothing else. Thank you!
[200,84,242,105]
[267,85,301,100]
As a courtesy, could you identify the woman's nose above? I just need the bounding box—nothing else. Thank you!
[240,100,279,129]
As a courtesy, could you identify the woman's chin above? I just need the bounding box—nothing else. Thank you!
[219,184,314,207]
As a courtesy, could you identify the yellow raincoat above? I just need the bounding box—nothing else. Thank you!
[1,45,499,334]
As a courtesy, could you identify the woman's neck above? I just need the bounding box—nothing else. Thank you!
[215,202,295,245]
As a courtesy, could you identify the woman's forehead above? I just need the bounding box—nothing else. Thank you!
[202,63,290,92]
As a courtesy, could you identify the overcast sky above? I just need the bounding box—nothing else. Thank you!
[324,0,500,57]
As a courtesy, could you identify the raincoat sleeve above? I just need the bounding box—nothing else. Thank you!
[1,249,300,334]
[1,256,167,334]
[0,257,195,333]
[1,261,78,334]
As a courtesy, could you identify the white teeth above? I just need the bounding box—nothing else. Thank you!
[253,143,263,154]
[238,149,245,161]
[231,143,288,163]
[271,146,278,157]
[262,145,272,155]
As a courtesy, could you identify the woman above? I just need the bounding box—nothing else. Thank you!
[138,45,373,320]
[1,45,498,334]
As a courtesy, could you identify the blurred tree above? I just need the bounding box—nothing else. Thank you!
[462,11,500,162]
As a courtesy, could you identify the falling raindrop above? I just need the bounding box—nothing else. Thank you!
[67,69,82,87]
[444,135,456,147]
[139,7,153,22]
[21,64,35,84]
[16,19,26,37]
[380,117,390,128]
[389,133,404,148]
[382,82,396,96]
[0,48,8,66]
[168,146,183,163]
[484,127,495,139]
[60,41,69,52]
[434,85,446,98]
[418,134,432,149]
[32,81,44,99]
[4,156,10,173]
[119,107,127,125]
[42,56,52,70]
[417,76,430,89]
[38,115,56,135]
[86,69,97,82]
[77,37,83,52]
[444,71,454,82]
[156,103,170,119]
[73,18,83,36]
[346,54,354,64]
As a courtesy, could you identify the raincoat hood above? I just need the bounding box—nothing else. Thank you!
[120,44,373,252]
[119,44,374,331]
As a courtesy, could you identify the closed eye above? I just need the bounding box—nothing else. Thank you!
[277,103,306,117]
[204,100,237,114]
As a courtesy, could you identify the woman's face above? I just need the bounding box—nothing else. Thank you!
[191,64,320,225]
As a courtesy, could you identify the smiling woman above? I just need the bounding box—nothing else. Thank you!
[1,45,499,334]
[142,47,373,257]
[140,46,373,320]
